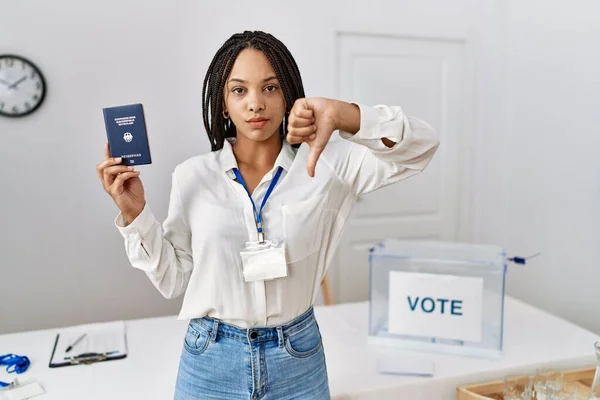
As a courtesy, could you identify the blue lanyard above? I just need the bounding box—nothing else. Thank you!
[233,166,283,243]
[0,354,30,387]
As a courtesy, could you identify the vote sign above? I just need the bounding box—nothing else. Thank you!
[388,271,484,342]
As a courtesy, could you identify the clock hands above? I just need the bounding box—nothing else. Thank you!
[0,76,29,90]
[0,78,35,97]
[8,76,28,89]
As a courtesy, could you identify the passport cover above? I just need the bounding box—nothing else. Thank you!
[102,103,152,166]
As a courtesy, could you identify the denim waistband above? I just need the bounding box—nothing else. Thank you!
[189,307,316,344]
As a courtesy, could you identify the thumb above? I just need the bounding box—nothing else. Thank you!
[306,141,325,178]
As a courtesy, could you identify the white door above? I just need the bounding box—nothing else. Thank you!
[329,33,471,304]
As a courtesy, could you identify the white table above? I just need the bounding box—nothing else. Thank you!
[0,296,598,400]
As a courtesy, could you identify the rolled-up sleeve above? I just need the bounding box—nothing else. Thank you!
[336,103,439,196]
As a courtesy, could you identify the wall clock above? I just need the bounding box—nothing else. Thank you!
[0,54,46,117]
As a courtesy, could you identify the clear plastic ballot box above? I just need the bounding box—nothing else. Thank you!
[368,239,507,358]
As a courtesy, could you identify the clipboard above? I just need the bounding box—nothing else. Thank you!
[48,321,127,368]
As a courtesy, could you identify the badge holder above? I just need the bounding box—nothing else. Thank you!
[0,379,45,400]
[240,238,287,282]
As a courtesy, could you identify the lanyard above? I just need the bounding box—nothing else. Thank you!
[0,353,30,387]
[233,166,283,243]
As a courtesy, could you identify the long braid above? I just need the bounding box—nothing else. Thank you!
[202,31,306,151]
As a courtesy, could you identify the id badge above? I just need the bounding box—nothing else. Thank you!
[240,239,288,282]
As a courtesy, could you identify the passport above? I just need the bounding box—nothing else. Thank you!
[102,103,152,166]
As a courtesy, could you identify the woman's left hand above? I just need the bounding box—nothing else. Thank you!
[287,97,340,178]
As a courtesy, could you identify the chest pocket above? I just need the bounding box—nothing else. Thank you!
[282,192,326,264]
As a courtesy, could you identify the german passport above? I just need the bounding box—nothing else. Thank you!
[102,103,152,166]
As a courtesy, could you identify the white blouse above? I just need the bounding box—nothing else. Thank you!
[115,103,439,328]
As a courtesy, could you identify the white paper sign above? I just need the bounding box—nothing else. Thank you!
[388,271,484,342]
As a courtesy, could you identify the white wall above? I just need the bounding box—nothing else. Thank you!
[1,0,599,336]
[472,0,600,333]
[1,2,189,334]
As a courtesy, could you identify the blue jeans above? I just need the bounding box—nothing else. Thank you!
[174,307,331,400]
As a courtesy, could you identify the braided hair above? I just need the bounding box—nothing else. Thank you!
[202,30,305,151]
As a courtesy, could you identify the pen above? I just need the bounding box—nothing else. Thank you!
[65,333,86,353]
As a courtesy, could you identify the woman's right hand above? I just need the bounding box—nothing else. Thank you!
[96,143,146,224]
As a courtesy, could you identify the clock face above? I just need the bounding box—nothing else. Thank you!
[0,55,46,117]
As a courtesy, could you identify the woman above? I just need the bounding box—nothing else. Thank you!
[97,30,439,400]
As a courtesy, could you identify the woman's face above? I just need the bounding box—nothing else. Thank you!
[223,49,286,144]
